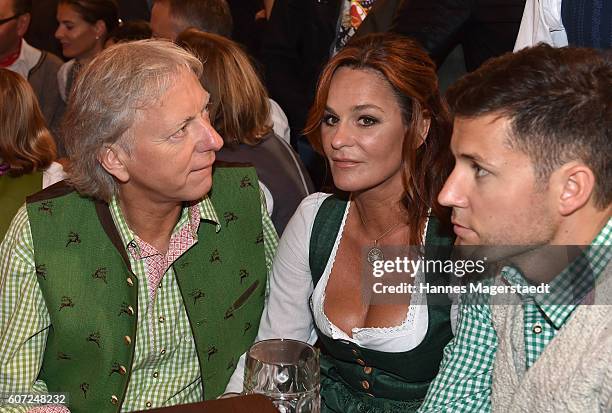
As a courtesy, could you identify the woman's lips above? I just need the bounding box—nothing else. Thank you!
[331,158,360,168]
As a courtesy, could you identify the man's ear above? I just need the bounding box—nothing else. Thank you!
[555,162,596,216]
[16,13,31,38]
[98,145,130,183]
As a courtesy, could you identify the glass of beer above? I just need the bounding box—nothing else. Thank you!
[244,339,320,413]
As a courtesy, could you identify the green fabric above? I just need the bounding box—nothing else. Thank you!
[309,195,454,413]
[0,172,42,240]
[25,166,266,413]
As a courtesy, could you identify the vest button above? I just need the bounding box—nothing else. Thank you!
[124,335,132,345]
[110,395,119,405]
[127,277,134,287]
[118,365,127,375]
[361,380,370,390]
[363,366,372,374]
[532,324,543,334]
[145,401,152,408]
[356,358,365,366]
[351,349,359,356]
[127,306,135,316]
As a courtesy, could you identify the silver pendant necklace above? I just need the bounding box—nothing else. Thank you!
[356,204,403,265]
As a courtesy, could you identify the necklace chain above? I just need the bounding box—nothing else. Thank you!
[355,203,403,245]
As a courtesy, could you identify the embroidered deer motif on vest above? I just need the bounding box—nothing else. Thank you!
[210,249,221,263]
[240,176,254,188]
[86,332,102,348]
[92,267,108,284]
[57,352,71,360]
[80,382,89,399]
[38,200,54,215]
[207,346,218,361]
[224,211,238,227]
[239,268,249,284]
[65,231,81,247]
[35,264,47,280]
[59,296,74,310]
[190,289,205,304]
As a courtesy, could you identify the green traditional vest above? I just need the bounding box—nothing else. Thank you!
[309,195,454,412]
[0,171,42,240]
[25,165,268,413]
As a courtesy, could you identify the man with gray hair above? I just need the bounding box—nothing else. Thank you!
[0,40,277,412]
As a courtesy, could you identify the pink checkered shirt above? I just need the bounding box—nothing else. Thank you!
[127,204,201,302]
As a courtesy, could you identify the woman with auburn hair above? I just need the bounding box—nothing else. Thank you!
[177,28,313,235]
[226,33,455,411]
[0,69,65,239]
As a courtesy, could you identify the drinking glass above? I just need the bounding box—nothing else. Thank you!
[244,339,320,413]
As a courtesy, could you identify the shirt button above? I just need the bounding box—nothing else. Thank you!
[361,380,370,390]
[160,348,166,355]
[124,335,132,345]
[127,277,134,287]
[158,316,165,323]
[145,401,152,408]
[110,395,119,405]
[532,324,543,334]
[153,371,159,378]
[356,358,365,366]
[127,306,135,316]
[363,366,372,374]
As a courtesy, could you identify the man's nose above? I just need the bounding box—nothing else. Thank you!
[438,167,468,208]
[194,116,223,153]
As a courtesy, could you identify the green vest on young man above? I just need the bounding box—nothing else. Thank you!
[26,165,268,413]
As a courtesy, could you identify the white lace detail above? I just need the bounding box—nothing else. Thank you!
[310,199,430,353]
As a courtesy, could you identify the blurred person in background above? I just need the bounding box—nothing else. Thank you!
[150,0,232,40]
[514,0,612,50]
[0,68,64,240]
[177,28,313,235]
[55,0,119,102]
[150,0,291,145]
[1,0,65,151]
[104,19,151,47]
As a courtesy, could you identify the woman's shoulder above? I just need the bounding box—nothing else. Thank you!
[283,193,334,238]
[297,192,334,215]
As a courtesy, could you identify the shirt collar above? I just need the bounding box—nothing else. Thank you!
[7,39,41,79]
[502,218,612,329]
[109,195,221,256]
